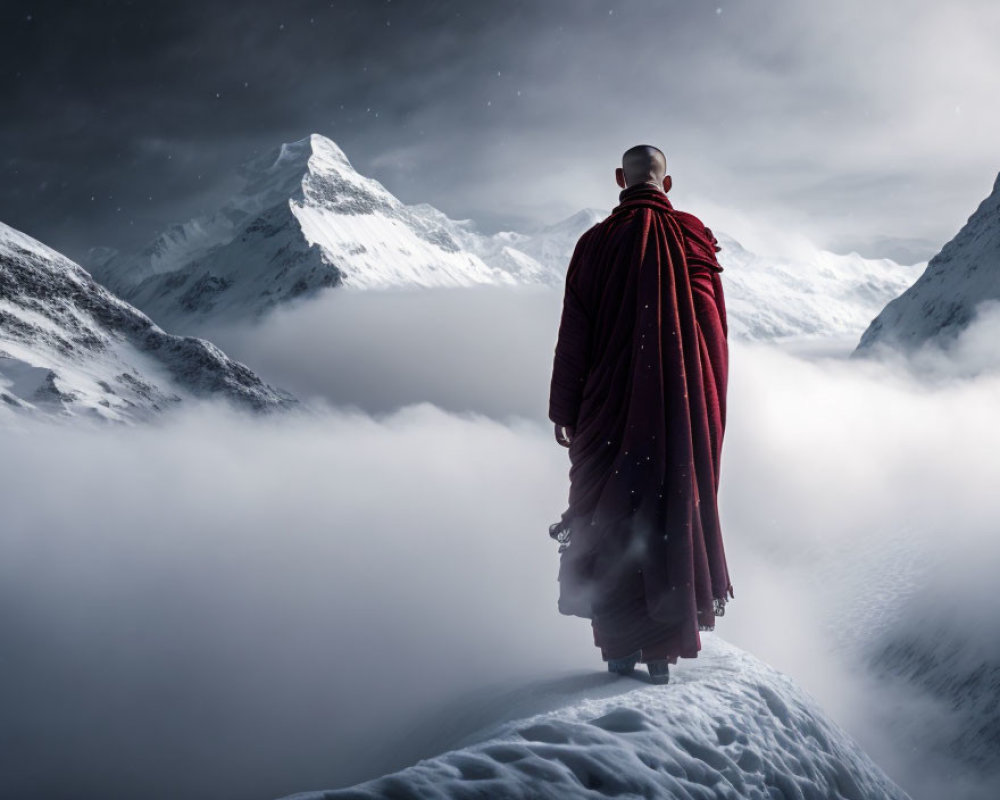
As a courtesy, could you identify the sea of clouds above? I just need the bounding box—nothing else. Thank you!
[2,285,999,800]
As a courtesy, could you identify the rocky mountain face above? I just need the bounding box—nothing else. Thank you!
[856,173,1000,353]
[0,221,294,422]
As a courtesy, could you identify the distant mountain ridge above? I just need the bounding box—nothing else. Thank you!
[87,133,920,341]
[0,220,293,422]
[717,232,921,340]
[856,172,1000,353]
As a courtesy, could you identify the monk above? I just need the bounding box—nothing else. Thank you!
[548,144,733,685]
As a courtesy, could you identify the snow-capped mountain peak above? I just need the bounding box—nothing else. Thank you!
[86,133,567,330]
[252,133,401,216]
[84,133,921,342]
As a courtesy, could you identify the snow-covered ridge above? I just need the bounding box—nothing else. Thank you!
[282,637,909,800]
[856,172,1000,353]
[0,220,294,422]
[86,132,920,340]
[87,134,569,330]
[717,233,922,341]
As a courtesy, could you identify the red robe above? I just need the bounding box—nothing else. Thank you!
[549,184,733,663]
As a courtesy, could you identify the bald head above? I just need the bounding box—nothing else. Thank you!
[620,145,667,187]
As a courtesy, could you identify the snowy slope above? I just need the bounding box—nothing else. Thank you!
[495,208,607,277]
[519,214,919,341]
[87,135,565,330]
[856,172,1000,353]
[0,220,294,422]
[486,209,918,341]
[283,637,909,800]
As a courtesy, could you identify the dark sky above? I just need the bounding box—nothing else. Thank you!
[3,0,999,264]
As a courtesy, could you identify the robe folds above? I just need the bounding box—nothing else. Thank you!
[548,184,734,663]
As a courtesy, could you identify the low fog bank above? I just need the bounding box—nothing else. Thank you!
[861,299,1000,382]
[3,287,1000,799]
[199,285,565,421]
[721,340,1000,800]
[0,403,593,800]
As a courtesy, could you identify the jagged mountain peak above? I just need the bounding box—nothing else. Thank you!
[85,135,567,330]
[238,133,351,183]
[238,133,398,214]
[303,132,355,171]
[82,133,920,343]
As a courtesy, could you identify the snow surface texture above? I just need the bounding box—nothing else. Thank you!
[0,221,294,421]
[285,637,908,800]
[85,133,919,339]
[856,172,1000,353]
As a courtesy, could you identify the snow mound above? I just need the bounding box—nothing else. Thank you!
[856,172,1000,353]
[283,637,909,800]
[0,220,294,422]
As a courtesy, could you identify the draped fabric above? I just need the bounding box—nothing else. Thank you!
[548,184,733,662]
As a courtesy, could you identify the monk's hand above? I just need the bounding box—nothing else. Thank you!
[554,423,575,448]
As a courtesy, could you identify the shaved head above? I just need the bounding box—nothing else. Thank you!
[621,145,667,187]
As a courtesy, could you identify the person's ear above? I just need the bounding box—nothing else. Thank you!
[662,175,673,193]
[615,168,626,188]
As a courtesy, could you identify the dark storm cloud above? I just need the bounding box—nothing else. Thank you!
[2,0,999,263]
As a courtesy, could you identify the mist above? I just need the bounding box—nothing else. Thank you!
[3,286,1000,799]
[198,285,564,421]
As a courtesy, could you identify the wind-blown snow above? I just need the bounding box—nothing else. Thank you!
[857,171,1000,353]
[284,637,907,800]
[0,220,293,421]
